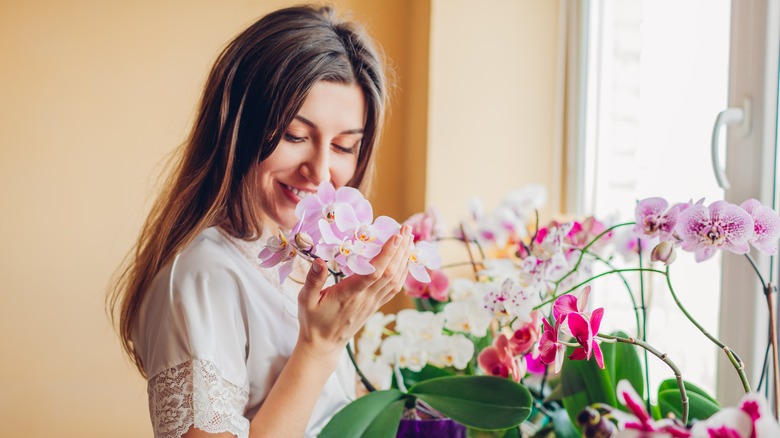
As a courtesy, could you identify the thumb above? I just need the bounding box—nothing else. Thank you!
[300,258,329,307]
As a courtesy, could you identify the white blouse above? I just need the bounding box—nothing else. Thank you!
[133,227,356,438]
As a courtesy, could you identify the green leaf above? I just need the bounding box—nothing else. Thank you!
[657,378,719,405]
[319,389,406,438]
[362,399,405,438]
[393,364,454,389]
[408,375,533,430]
[658,388,721,424]
[602,330,645,402]
[560,351,617,430]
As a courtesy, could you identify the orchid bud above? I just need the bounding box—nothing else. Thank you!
[651,240,677,265]
[294,232,314,252]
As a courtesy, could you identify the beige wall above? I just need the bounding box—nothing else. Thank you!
[0,1,559,436]
[428,0,561,227]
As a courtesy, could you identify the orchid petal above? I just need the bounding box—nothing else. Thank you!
[319,219,343,244]
[278,259,293,284]
[553,294,578,322]
[409,264,431,283]
[334,203,360,234]
[335,186,363,205]
[347,256,376,276]
[592,342,604,369]
[617,380,652,426]
[318,180,336,202]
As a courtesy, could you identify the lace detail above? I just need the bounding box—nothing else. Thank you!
[148,359,250,438]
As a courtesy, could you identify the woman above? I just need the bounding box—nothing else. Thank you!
[109,5,412,437]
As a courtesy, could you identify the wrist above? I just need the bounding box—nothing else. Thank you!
[293,338,343,371]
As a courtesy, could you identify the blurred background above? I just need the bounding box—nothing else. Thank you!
[2,0,777,436]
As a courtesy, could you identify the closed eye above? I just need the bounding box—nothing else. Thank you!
[333,143,357,154]
[284,133,306,143]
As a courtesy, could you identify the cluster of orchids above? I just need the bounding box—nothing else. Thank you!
[348,188,780,437]
[258,181,441,284]
[261,181,780,436]
[355,186,615,390]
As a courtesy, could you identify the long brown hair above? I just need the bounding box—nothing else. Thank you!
[109,5,389,376]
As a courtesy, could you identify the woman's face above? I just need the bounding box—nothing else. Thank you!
[256,80,366,230]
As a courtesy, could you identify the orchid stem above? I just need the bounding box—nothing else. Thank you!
[664,266,751,393]
[638,239,651,414]
[459,224,482,280]
[535,268,667,309]
[765,285,780,419]
[553,222,634,290]
[599,333,688,425]
[346,343,376,393]
[577,249,642,337]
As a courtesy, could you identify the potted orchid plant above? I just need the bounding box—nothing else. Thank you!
[259,181,780,437]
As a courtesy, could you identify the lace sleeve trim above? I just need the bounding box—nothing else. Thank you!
[148,358,250,438]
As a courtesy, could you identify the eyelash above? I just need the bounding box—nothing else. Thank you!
[284,133,357,154]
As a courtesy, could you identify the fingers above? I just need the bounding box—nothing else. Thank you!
[354,226,408,290]
[299,258,329,309]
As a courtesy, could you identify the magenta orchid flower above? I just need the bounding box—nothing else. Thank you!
[407,240,442,283]
[257,231,297,283]
[538,318,566,373]
[567,307,605,368]
[676,200,754,262]
[740,199,780,255]
[615,380,691,436]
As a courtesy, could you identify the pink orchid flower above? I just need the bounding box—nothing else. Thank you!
[404,268,450,301]
[676,200,754,262]
[403,208,444,243]
[634,197,688,242]
[333,201,400,247]
[532,222,573,262]
[294,181,365,242]
[258,230,297,283]
[316,219,382,276]
[508,311,541,356]
[407,240,442,283]
[477,333,525,382]
[538,318,567,373]
[615,380,690,437]
[740,199,780,255]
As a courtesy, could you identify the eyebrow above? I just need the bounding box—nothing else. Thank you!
[294,115,364,135]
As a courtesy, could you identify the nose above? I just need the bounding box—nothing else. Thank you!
[300,142,330,185]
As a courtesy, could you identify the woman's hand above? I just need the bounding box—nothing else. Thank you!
[295,225,414,360]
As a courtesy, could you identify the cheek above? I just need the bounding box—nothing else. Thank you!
[331,155,359,186]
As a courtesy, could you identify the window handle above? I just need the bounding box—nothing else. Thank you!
[711,99,751,190]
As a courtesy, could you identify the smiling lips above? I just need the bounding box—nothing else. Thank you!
[281,182,316,201]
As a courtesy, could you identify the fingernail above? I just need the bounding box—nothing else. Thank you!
[393,235,402,247]
[403,225,412,236]
[312,260,322,273]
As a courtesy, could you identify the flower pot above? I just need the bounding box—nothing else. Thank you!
[396,418,467,438]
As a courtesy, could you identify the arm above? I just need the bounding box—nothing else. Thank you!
[183,226,414,438]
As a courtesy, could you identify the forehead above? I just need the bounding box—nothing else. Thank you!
[294,81,366,133]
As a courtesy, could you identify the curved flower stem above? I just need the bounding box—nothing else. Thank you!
[553,222,635,290]
[599,333,688,425]
[765,284,780,418]
[745,253,768,287]
[460,224,482,279]
[535,268,667,309]
[577,249,641,336]
[346,343,376,393]
[664,266,751,393]
[637,239,651,414]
